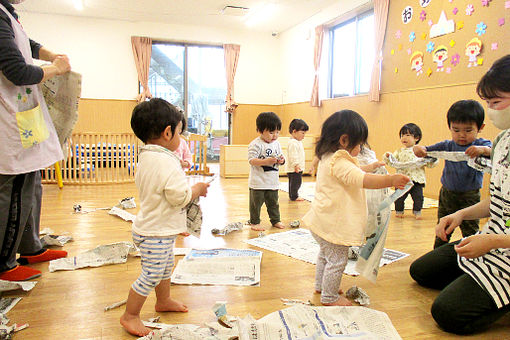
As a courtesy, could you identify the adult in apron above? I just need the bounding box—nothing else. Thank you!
[0,0,71,281]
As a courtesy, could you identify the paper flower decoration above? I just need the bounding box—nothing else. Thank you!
[491,42,498,50]
[506,1,510,9]
[409,31,416,42]
[391,49,395,55]
[446,67,452,73]
[466,4,474,15]
[476,22,487,35]
[453,7,458,15]
[420,10,427,21]
[428,19,433,26]
[426,41,435,53]
[407,48,412,55]
[449,40,456,47]
[395,30,402,39]
[481,0,490,6]
[451,53,461,66]
[398,44,403,51]
[499,18,505,26]
[457,21,464,29]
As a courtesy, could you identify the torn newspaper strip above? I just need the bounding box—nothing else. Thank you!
[426,151,492,173]
[171,249,262,286]
[384,153,438,170]
[40,71,81,148]
[0,280,36,293]
[49,241,136,272]
[108,206,136,222]
[40,233,73,247]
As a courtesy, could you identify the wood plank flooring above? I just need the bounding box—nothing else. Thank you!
[5,173,510,339]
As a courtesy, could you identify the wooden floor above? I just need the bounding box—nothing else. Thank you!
[6,173,510,339]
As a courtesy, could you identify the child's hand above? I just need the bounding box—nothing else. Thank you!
[294,165,301,173]
[180,160,190,168]
[413,145,427,157]
[454,234,494,258]
[265,157,278,165]
[370,161,385,172]
[277,155,285,165]
[465,145,490,158]
[391,174,410,189]
[192,182,209,198]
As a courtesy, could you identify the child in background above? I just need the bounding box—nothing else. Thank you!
[120,98,209,337]
[248,112,286,231]
[303,110,409,306]
[413,100,491,248]
[174,116,193,170]
[286,119,309,201]
[384,123,437,219]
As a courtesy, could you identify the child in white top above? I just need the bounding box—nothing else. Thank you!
[286,119,309,201]
[383,123,437,219]
[120,98,209,337]
[174,116,193,170]
[248,112,286,231]
[303,110,409,306]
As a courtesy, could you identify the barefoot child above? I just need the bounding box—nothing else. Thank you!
[247,112,286,231]
[286,119,309,201]
[120,98,209,336]
[303,110,409,306]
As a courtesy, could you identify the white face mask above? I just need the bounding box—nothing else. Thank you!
[487,106,510,130]
[8,0,25,4]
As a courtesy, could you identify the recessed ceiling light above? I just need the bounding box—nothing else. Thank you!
[72,0,83,11]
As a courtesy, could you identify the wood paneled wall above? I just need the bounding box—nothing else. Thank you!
[75,98,136,133]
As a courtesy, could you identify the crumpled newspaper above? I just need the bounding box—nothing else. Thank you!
[346,286,370,306]
[117,197,136,209]
[289,220,300,228]
[0,312,27,340]
[186,198,202,238]
[0,280,36,293]
[281,298,313,306]
[384,153,437,171]
[211,222,244,236]
[40,233,73,247]
[348,247,359,260]
[426,151,492,173]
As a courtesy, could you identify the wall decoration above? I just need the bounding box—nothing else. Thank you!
[449,39,456,47]
[426,67,433,76]
[466,4,474,16]
[420,0,432,8]
[407,48,412,55]
[451,53,461,66]
[491,42,498,50]
[409,31,416,42]
[395,29,402,38]
[506,1,510,9]
[457,20,465,29]
[421,32,428,39]
[410,51,424,75]
[395,67,399,73]
[430,11,455,38]
[465,37,482,67]
[391,49,395,55]
[433,45,448,71]
[475,22,487,35]
[446,67,452,73]
[453,7,459,15]
[477,57,483,65]
[498,18,505,26]
[402,6,413,24]
[398,43,403,51]
[481,0,491,7]
[428,19,434,26]
[426,41,435,52]
[420,10,427,21]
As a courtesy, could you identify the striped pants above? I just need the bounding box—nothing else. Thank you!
[132,232,176,297]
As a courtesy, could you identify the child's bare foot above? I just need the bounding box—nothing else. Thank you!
[272,222,285,229]
[155,298,188,312]
[395,213,404,219]
[322,295,352,306]
[179,232,190,236]
[414,215,422,220]
[120,313,152,337]
[250,224,265,231]
[295,197,305,201]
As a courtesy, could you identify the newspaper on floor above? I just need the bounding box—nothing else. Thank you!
[41,71,81,148]
[211,222,244,236]
[0,298,21,315]
[0,312,28,340]
[426,151,492,173]
[345,286,370,306]
[39,228,54,235]
[356,182,414,283]
[137,305,401,340]
[0,280,36,293]
[186,198,202,238]
[171,248,262,286]
[243,230,409,277]
[49,241,136,272]
[108,206,136,222]
[40,233,73,247]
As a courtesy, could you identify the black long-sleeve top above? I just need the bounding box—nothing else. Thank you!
[0,0,43,86]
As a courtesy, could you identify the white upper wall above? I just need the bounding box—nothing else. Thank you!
[19,0,369,105]
[19,12,281,104]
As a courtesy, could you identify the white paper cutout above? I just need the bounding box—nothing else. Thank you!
[402,6,413,24]
[430,11,455,38]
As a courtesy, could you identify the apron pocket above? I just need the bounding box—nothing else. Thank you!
[16,104,49,148]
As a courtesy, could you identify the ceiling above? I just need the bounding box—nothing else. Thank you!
[15,0,340,34]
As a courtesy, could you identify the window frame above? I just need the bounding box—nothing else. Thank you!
[327,9,374,98]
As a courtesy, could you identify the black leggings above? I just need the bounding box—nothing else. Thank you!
[409,242,510,334]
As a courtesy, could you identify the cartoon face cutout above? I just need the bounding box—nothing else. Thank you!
[410,52,424,72]
[465,38,482,63]
[433,47,448,64]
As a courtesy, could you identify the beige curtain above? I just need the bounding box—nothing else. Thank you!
[368,0,390,102]
[223,44,240,113]
[310,25,325,107]
[131,36,153,103]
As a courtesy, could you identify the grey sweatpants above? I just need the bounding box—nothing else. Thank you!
[0,171,43,272]
[312,232,349,304]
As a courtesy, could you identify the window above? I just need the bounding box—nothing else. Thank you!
[329,10,374,97]
[143,42,228,161]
